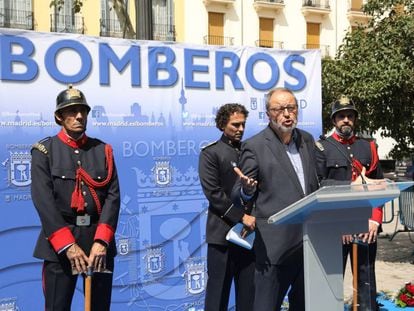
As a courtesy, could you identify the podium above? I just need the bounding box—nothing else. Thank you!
[268,181,414,311]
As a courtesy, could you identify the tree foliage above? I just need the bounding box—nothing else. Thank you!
[322,0,414,158]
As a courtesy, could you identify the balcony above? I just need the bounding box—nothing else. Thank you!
[100,19,176,41]
[0,8,33,30]
[50,14,84,34]
[347,2,371,25]
[204,35,234,46]
[255,40,284,49]
[100,18,125,38]
[303,44,330,58]
[302,0,330,17]
[153,23,176,42]
[253,0,285,14]
[203,0,235,8]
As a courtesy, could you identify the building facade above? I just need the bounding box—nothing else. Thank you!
[0,0,174,40]
[174,0,370,57]
[0,0,370,57]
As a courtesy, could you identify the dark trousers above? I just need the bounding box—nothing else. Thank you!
[204,243,255,311]
[254,255,305,311]
[343,241,377,311]
[42,257,114,311]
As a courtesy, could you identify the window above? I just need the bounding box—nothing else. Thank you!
[259,17,274,48]
[152,0,175,41]
[51,0,84,34]
[208,12,224,45]
[0,0,33,30]
[100,0,123,37]
[350,0,363,11]
[306,22,320,49]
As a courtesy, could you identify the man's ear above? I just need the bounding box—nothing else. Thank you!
[55,112,63,123]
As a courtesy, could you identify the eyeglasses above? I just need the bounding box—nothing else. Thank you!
[268,105,298,114]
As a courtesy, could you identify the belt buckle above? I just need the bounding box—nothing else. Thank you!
[76,214,91,226]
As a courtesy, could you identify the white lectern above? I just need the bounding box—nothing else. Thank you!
[268,182,414,311]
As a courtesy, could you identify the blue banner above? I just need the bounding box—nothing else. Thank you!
[0,28,321,310]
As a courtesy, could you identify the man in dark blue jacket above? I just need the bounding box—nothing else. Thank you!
[315,95,384,311]
[31,85,120,311]
[199,103,255,311]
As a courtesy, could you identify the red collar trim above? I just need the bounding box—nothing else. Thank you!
[57,130,88,148]
[331,132,357,145]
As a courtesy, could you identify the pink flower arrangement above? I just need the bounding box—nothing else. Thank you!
[395,282,414,307]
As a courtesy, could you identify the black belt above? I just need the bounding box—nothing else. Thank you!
[62,214,99,226]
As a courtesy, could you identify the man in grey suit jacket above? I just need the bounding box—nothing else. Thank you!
[232,87,319,311]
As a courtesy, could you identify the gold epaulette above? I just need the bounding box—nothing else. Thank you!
[32,142,48,155]
[315,141,324,151]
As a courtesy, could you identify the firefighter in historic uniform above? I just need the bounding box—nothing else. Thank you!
[199,103,255,311]
[315,95,384,310]
[31,85,121,310]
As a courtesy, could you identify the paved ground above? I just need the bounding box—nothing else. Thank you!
[344,201,414,302]
[377,231,414,263]
[378,198,414,263]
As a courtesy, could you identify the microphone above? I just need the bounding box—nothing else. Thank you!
[319,135,367,185]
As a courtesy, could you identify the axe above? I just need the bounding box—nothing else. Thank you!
[84,267,93,311]
[352,241,358,311]
[72,267,113,311]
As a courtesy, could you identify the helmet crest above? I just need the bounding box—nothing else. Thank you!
[330,95,358,119]
[55,85,90,124]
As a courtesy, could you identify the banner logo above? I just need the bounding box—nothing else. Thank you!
[9,152,31,187]
[118,238,130,255]
[0,297,18,310]
[153,161,171,186]
[145,247,164,274]
[185,260,206,295]
[250,97,258,110]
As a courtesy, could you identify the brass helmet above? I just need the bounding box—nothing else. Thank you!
[330,95,358,119]
[54,85,90,124]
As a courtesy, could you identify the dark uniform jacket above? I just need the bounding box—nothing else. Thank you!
[31,131,120,262]
[315,134,383,223]
[199,134,245,245]
[232,126,319,264]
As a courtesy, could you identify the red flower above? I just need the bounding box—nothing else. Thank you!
[400,294,409,303]
[395,282,414,307]
[408,297,414,306]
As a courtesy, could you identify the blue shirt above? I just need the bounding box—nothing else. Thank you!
[284,140,305,193]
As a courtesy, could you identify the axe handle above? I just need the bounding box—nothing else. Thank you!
[85,268,93,311]
[352,242,358,311]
